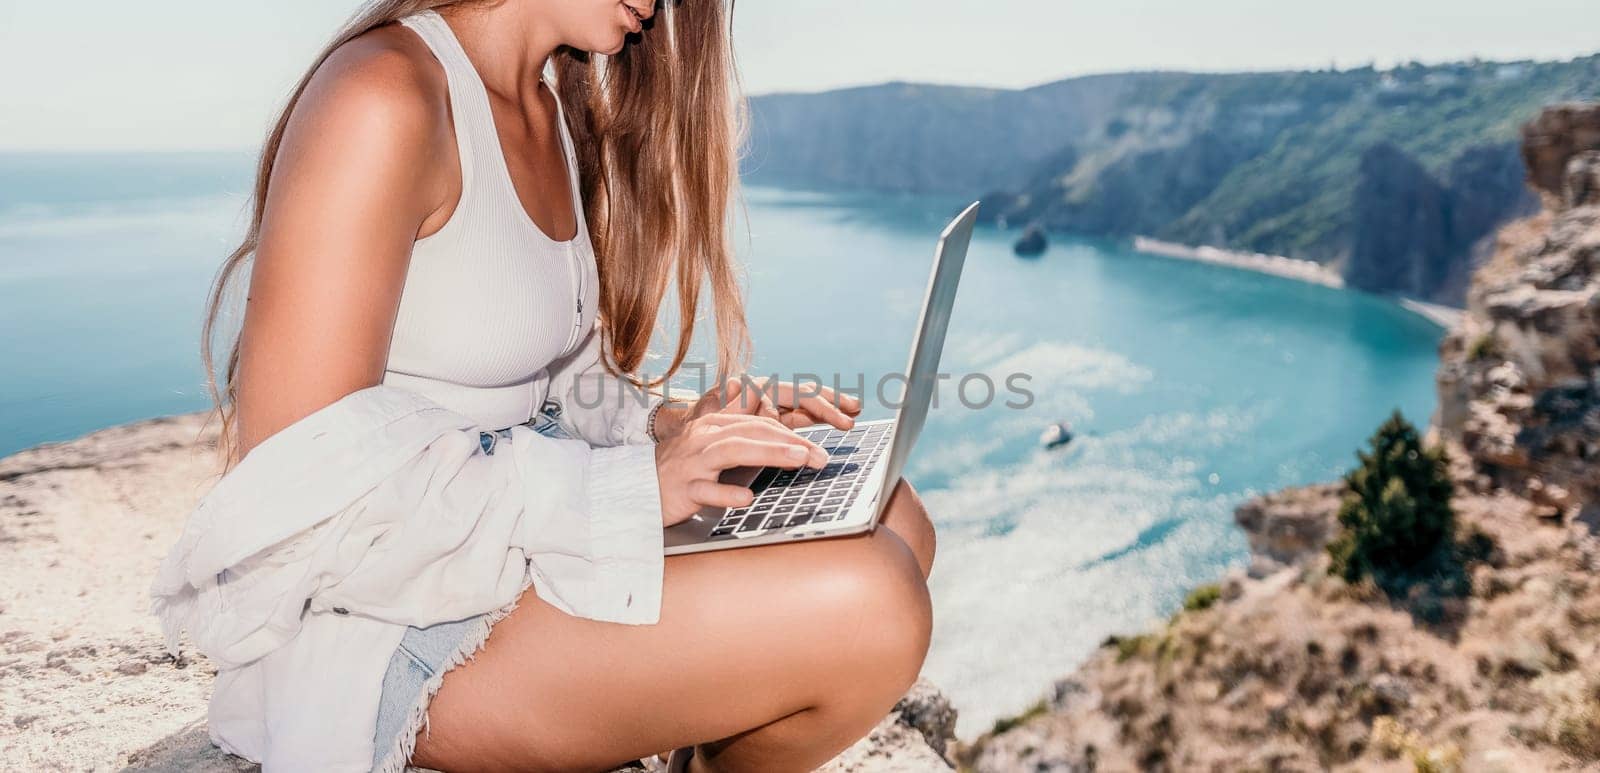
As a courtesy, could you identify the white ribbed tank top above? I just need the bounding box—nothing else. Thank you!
[383,10,600,431]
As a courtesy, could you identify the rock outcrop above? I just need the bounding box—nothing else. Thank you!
[1231,482,1342,578]
[1520,103,1600,206]
[1012,224,1048,257]
[0,413,956,771]
[1437,102,1600,522]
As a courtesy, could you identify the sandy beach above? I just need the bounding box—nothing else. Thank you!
[1396,297,1466,328]
[1132,236,1465,329]
[1132,236,1346,288]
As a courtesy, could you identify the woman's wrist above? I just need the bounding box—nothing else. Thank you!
[647,400,690,444]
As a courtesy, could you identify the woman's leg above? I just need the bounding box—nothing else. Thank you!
[411,481,936,773]
[878,480,936,578]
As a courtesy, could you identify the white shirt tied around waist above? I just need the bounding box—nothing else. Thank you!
[149,340,666,771]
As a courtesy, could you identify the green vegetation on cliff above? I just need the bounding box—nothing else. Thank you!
[1327,411,1467,604]
[747,55,1600,302]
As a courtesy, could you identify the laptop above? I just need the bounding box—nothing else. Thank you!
[664,200,980,555]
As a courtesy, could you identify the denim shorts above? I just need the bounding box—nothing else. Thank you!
[370,407,572,773]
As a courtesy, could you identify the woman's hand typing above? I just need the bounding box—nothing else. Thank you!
[654,411,829,526]
[653,377,861,443]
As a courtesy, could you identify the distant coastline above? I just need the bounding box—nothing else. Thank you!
[749,55,1597,305]
[1131,236,1464,329]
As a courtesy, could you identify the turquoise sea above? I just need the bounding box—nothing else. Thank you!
[0,153,1444,735]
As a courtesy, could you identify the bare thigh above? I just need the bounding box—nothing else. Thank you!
[411,480,937,773]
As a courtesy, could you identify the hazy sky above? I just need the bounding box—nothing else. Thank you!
[2,0,1598,150]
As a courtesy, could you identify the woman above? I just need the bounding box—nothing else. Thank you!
[190,1,937,771]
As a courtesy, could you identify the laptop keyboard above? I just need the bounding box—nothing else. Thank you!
[708,422,893,539]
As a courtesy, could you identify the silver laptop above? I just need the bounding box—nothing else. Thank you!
[664,201,980,555]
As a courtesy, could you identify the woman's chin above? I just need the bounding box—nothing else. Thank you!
[595,31,629,56]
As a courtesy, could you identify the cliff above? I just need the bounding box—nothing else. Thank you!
[1344,140,1536,303]
[962,103,1600,771]
[1437,102,1600,520]
[0,414,957,771]
[747,57,1600,303]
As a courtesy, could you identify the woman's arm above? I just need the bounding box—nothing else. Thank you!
[234,33,451,458]
[221,28,826,555]
[183,34,679,629]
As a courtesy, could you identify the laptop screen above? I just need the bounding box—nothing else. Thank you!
[874,201,980,520]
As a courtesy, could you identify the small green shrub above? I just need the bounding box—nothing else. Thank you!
[989,699,1049,736]
[1327,411,1461,599]
[1467,332,1499,361]
[1103,633,1157,663]
[1182,583,1223,613]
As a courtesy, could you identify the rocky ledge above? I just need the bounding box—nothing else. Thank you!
[1437,102,1600,521]
[0,413,957,771]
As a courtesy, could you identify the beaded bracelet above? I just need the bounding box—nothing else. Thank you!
[647,394,697,444]
[646,399,668,444]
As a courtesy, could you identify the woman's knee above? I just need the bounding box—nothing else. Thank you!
[809,531,932,693]
[883,480,936,578]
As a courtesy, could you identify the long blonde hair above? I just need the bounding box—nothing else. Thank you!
[200,0,749,468]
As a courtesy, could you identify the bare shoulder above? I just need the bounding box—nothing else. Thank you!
[280,22,451,167]
[261,20,460,228]
[234,22,460,457]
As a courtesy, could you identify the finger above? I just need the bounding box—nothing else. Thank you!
[762,380,806,410]
[696,414,830,463]
[702,437,826,471]
[780,409,842,431]
[689,378,736,421]
[720,377,748,416]
[687,479,756,509]
[734,377,783,423]
[769,382,858,428]
[705,415,829,457]
[754,388,782,424]
[798,393,853,429]
[698,411,796,435]
[717,377,766,416]
[662,502,699,527]
[756,377,791,421]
